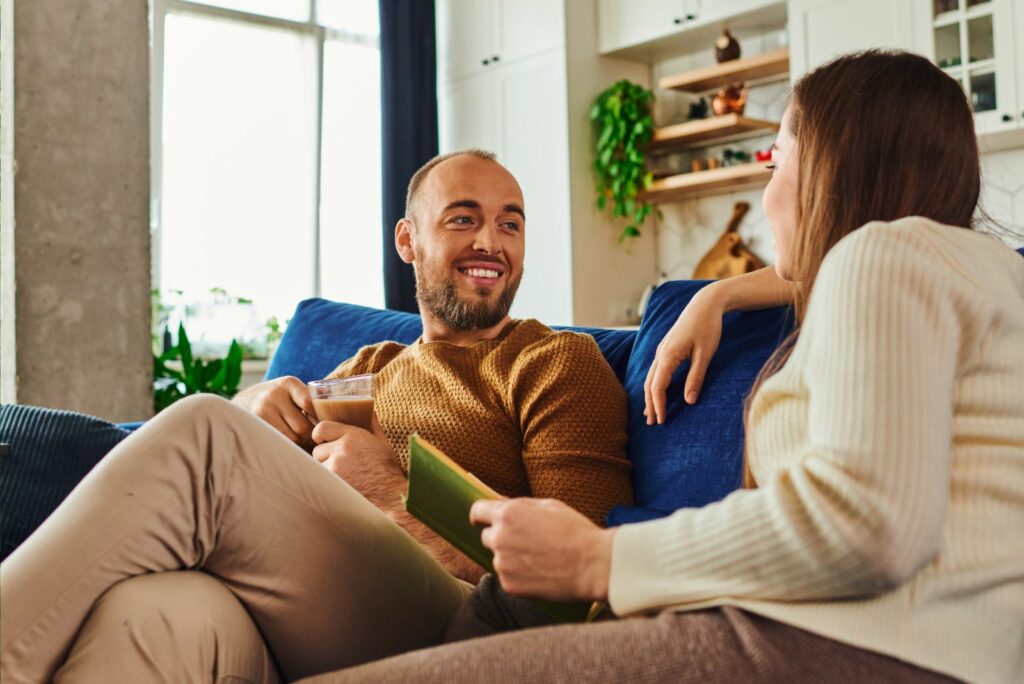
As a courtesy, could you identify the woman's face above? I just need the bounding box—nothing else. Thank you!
[762,105,799,280]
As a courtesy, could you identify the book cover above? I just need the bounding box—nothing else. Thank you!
[404,434,600,624]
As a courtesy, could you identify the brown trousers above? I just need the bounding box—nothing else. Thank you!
[0,395,957,683]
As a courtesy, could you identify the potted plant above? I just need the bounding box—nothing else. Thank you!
[590,79,657,242]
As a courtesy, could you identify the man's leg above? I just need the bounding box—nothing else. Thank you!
[56,571,281,684]
[1,394,471,683]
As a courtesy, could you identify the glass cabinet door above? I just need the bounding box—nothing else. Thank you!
[925,0,1018,135]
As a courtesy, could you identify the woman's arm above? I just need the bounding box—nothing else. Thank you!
[644,266,795,424]
[476,224,963,609]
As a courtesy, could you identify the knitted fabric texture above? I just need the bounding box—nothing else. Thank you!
[329,319,634,525]
[609,219,1024,684]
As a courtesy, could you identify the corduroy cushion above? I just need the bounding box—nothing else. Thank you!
[265,298,638,385]
[0,405,130,560]
[607,281,792,525]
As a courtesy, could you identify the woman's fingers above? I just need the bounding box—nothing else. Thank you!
[684,346,708,405]
[643,360,658,425]
[648,354,678,424]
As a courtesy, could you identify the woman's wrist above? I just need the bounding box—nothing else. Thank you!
[692,280,730,316]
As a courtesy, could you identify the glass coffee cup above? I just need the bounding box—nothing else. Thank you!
[307,374,374,431]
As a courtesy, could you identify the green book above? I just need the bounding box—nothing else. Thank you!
[403,434,601,624]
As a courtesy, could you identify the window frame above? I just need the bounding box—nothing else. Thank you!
[149,0,380,304]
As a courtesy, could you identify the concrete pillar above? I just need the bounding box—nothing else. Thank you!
[7,0,151,420]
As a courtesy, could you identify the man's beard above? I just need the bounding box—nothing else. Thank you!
[415,264,523,331]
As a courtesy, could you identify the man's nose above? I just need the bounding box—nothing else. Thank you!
[472,222,503,254]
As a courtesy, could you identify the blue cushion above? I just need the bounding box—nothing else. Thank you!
[0,405,131,560]
[607,281,793,525]
[265,298,638,384]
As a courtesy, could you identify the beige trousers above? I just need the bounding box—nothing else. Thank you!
[0,394,472,683]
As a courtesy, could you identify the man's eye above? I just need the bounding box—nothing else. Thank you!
[501,222,520,231]
[451,216,473,225]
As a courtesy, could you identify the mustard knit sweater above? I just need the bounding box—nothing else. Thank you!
[610,219,1024,683]
[328,319,634,525]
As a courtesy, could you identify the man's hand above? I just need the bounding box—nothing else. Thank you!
[232,376,318,447]
[470,498,616,602]
[311,414,406,513]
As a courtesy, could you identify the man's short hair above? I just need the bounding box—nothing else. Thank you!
[405,148,498,220]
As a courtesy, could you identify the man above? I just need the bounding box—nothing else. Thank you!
[1,150,633,682]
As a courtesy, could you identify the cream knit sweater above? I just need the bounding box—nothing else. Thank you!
[610,218,1024,683]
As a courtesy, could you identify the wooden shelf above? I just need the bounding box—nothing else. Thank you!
[648,114,779,154]
[659,48,790,93]
[640,163,772,204]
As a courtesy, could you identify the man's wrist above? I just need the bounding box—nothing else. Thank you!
[585,527,617,602]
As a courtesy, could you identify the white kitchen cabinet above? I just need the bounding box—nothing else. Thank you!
[915,0,1018,137]
[436,0,563,86]
[438,72,499,155]
[438,52,573,325]
[598,0,785,57]
[436,0,658,326]
[598,0,686,54]
[788,0,918,80]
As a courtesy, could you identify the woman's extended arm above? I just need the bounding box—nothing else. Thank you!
[644,266,795,424]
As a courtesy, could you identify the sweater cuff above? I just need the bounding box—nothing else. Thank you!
[609,512,691,616]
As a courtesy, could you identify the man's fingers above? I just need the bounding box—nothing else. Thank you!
[280,405,315,441]
[312,443,331,463]
[311,420,355,445]
[288,377,318,417]
[263,411,302,445]
[684,347,708,405]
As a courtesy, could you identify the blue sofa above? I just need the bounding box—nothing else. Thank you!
[266,280,793,525]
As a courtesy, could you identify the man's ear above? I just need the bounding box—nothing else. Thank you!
[395,218,416,265]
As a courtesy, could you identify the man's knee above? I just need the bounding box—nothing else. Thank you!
[59,571,280,683]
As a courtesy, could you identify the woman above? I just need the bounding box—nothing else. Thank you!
[316,49,1023,682]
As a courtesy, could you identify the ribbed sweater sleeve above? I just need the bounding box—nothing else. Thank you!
[609,223,969,616]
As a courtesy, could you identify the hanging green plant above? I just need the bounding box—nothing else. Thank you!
[590,79,656,242]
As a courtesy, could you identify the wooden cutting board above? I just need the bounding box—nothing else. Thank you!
[693,201,765,279]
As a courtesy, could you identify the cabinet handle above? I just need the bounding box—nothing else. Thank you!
[1002,113,1013,122]
[482,58,490,65]
[686,13,697,20]
[673,17,682,24]
[492,55,500,62]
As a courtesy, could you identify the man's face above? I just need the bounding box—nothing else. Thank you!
[407,156,525,331]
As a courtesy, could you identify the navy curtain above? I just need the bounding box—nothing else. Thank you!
[379,0,438,312]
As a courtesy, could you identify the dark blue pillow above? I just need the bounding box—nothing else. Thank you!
[607,281,793,525]
[0,405,130,560]
[265,298,638,384]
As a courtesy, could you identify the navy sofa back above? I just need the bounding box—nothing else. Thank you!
[266,283,792,524]
[266,298,638,385]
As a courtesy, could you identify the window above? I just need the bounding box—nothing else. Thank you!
[152,0,383,354]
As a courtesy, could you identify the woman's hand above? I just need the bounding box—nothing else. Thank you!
[644,286,725,425]
[469,498,616,602]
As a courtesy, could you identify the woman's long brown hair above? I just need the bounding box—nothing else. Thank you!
[742,50,981,487]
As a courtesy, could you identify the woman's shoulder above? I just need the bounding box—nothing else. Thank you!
[822,217,1024,301]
